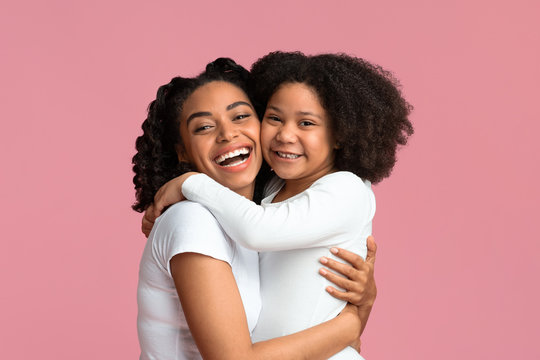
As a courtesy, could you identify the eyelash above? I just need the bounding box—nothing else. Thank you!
[235,114,250,121]
[194,125,213,133]
[266,115,281,122]
[193,114,251,133]
[266,116,315,127]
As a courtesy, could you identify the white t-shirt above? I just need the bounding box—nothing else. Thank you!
[137,201,261,360]
[182,171,375,360]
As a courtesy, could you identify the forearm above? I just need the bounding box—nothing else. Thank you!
[358,305,373,336]
[182,173,367,251]
[251,310,360,360]
[173,253,359,360]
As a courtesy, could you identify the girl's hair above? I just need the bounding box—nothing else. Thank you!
[250,51,414,183]
[132,58,254,212]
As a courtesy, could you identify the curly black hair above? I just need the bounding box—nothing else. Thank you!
[249,51,413,183]
[131,58,269,212]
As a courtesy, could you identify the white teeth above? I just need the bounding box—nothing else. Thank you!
[277,151,300,159]
[215,147,250,165]
[221,157,248,167]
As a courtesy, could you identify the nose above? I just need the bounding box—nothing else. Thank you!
[216,120,239,142]
[275,122,296,144]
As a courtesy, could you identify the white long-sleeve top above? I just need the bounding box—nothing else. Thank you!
[182,171,375,359]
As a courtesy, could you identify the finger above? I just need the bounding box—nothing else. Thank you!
[142,216,154,238]
[320,256,361,279]
[324,285,359,303]
[366,236,377,264]
[319,267,359,291]
[329,247,365,269]
[143,204,155,223]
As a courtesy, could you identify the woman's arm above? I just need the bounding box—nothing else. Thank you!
[171,253,362,360]
[151,172,375,251]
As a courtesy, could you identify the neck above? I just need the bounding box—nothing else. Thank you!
[234,182,256,200]
[274,166,336,203]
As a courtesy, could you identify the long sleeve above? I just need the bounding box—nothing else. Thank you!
[182,172,375,252]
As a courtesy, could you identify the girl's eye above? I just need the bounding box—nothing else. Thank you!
[299,120,315,127]
[266,115,281,122]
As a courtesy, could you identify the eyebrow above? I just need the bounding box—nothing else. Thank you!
[266,105,322,119]
[297,111,322,119]
[186,111,212,125]
[226,101,254,111]
[186,101,254,125]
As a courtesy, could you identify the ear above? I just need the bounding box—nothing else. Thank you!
[175,144,191,163]
[333,141,341,150]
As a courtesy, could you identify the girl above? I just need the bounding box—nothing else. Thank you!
[149,51,413,359]
[133,58,377,360]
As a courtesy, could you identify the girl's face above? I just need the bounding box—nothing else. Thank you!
[261,82,337,186]
[178,81,262,199]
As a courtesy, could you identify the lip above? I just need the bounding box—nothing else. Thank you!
[213,143,254,173]
[270,149,303,162]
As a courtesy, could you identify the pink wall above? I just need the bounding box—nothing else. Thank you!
[1,0,538,358]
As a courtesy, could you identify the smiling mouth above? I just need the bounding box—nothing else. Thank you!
[275,151,300,159]
[214,147,251,167]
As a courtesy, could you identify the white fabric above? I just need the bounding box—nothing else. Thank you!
[137,201,261,360]
[182,171,375,359]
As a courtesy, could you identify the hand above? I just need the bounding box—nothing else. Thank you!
[318,236,377,308]
[140,172,199,237]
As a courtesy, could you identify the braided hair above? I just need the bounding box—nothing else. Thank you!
[132,58,254,212]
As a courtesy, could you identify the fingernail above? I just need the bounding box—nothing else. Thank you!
[320,256,328,264]
[330,247,338,254]
[319,268,327,275]
[326,286,333,293]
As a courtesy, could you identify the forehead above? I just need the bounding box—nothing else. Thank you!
[182,81,249,113]
[269,82,325,113]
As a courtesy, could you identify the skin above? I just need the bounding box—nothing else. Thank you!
[177,81,263,199]
[146,80,378,308]
[161,81,365,359]
[261,82,338,201]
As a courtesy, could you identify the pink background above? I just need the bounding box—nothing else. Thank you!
[1,0,538,358]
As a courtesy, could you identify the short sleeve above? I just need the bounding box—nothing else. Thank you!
[150,201,234,276]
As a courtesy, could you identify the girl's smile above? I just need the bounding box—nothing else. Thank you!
[261,82,337,195]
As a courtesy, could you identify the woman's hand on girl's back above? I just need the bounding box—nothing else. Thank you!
[318,236,377,308]
[141,172,199,237]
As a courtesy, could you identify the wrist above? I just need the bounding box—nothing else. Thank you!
[339,305,362,342]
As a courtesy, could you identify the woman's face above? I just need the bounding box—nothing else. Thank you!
[261,82,336,186]
[178,81,262,199]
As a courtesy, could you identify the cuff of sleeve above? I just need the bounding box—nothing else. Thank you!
[182,173,210,200]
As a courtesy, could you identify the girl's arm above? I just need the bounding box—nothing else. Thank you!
[152,172,375,251]
[171,253,362,360]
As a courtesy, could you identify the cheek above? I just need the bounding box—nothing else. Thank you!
[260,123,275,151]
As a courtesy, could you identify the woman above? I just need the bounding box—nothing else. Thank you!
[133,58,377,359]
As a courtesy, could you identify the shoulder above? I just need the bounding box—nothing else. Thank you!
[153,201,227,246]
[152,201,233,270]
[157,201,220,231]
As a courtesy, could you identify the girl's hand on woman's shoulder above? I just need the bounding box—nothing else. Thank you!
[318,236,377,308]
[141,172,199,237]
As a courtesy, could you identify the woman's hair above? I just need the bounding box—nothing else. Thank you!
[249,51,414,184]
[132,58,255,212]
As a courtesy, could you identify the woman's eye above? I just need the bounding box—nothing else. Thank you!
[234,114,250,121]
[194,125,213,133]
